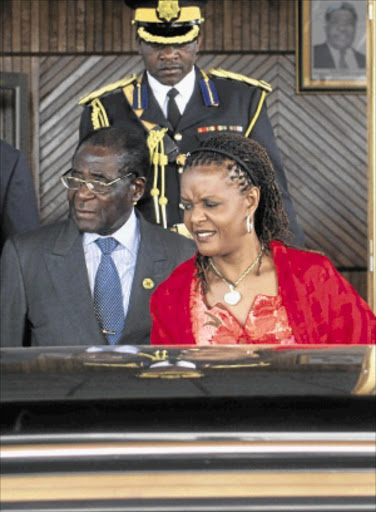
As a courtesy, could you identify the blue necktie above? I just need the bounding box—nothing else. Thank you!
[93,237,125,345]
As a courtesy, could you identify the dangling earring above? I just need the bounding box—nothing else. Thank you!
[246,215,253,233]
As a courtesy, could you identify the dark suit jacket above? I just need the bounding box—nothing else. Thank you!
[0,139,40,252]
[0,214,195,347]
[79,67,304,246]
[313,42,366,69]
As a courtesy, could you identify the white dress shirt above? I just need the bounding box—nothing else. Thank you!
[147,67,196,117]
[328,45,359,70]
[82,208,140,319]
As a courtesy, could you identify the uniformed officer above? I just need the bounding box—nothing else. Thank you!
[79,0,304,245]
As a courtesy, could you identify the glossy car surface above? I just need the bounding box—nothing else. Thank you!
[1,345,375,511]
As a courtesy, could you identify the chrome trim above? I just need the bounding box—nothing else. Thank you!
[2,441,375,460]
[2,431,375,444]
[1,504,375,511]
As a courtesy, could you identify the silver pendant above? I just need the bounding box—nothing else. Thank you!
[224,285,241,306]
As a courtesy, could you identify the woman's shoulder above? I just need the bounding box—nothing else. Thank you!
[271,241,330,262]
[270,241,334,274]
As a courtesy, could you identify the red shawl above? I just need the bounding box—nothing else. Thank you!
[150,242,376,345]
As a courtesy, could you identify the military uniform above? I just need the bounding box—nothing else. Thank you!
[79,67,304,245]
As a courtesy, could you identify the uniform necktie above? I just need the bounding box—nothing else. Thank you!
[93,237,125,345]
[167,88,180,131]
[339,50,348,69]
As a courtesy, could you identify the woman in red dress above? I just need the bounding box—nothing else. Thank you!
[150,133,375,345]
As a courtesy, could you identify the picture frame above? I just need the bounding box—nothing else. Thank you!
[296,0,367,93]
[0,71,29,153]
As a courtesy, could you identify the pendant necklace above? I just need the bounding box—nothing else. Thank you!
[209,246,264,306]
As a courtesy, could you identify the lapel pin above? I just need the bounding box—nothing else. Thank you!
[143,278,154,290]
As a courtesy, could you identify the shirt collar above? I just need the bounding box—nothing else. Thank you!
[83,208,139,255]
[147,67,196,105]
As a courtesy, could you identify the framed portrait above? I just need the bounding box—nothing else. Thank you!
[296,0,367,93]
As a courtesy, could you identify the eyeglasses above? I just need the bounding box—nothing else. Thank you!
[60,169,134,195]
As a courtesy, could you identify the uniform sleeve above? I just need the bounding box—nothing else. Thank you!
[249,92,305,247]
[0,238,30,346]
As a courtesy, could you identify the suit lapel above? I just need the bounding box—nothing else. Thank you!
[123,215,170,344]
[140,77,168,127]
[45,220,105,345]
[324,43,335,67]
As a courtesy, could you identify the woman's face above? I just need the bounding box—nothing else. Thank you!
[180,162,259,258]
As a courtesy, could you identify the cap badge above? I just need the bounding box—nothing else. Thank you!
[157,0,180,22]
[143,278,155,290]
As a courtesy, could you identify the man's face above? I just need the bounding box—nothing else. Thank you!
[68,145,145,235]
[138,36,202,86]
[325,8,356,51]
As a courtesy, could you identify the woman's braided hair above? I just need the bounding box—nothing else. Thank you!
[183,133,291,287]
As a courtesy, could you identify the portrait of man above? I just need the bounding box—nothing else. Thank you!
[311,0,366,75]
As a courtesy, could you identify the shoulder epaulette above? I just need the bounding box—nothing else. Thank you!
[78,74,137,106]
[208,68,272,93]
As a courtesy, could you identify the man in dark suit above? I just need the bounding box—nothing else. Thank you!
[313,1,365,70]
[79,0,304,246]
[0,127,195,347]
[0,139,40,253]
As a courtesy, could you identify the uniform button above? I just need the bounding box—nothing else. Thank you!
[174,133,182,141]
